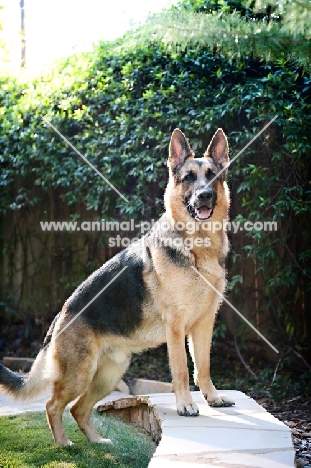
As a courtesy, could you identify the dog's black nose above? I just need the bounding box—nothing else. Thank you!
[197,189,213,202]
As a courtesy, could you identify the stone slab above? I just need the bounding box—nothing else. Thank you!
[2,357,34,372]
[129,378,173,395]
[154,427,292,455]
[160,410,289,431]
[148,391,295,467]
[97,390,295,467]
[149,449,295,468]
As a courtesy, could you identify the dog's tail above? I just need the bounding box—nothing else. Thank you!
[0,349,49,400]
[0,312,61,401]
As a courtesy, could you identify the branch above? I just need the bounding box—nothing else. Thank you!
[233,327,258,380]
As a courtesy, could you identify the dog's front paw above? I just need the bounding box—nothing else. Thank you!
[177,402,199,416]
[204,394,235,407]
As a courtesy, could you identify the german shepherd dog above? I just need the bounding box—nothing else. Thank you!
[0,128,234,446]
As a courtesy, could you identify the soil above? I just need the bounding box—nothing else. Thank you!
[265,399,311,467]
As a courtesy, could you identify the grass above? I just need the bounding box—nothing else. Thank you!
[0,410,156,468]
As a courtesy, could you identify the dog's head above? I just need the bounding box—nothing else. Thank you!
[166,128,229,222]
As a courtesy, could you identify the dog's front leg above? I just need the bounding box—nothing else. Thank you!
[188,314,235,407]
[166,318,199,416]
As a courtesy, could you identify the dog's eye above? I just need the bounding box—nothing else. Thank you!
[206,169,216,179]
[183,171,196,182]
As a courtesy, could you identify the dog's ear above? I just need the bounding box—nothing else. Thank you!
[204,129,229,177]
[168,128,194,172]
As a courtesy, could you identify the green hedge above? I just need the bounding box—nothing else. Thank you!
[0,36,310,357]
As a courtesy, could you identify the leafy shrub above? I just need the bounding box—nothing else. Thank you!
[0,28,310,363]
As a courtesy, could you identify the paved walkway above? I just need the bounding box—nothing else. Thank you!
[0,389,295,467]
[147,391,295,468]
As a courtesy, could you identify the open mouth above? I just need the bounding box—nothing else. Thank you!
[185,198,215,221]
[194,205,214,220]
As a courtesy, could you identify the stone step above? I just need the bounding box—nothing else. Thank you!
[2,357,34,372]
[97,390,295,468]
[129,378,173,395]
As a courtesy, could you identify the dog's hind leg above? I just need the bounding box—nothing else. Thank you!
[70,350,130,443]
[45,338,99,446]
[46,379,83,446]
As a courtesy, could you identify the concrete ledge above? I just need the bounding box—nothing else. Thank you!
[3,357,34,372]
[129,378,173,395]
[97,390,295,468]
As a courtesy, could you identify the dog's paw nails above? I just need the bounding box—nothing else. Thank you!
[177,403,199,416]
[222,400,235,407]
[207,395,235,407]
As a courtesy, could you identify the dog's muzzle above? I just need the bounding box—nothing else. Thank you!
[191,188,215,221]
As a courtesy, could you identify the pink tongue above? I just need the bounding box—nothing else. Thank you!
[195,206,212,219]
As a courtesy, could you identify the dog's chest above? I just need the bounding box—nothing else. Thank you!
[153,256,224,321]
